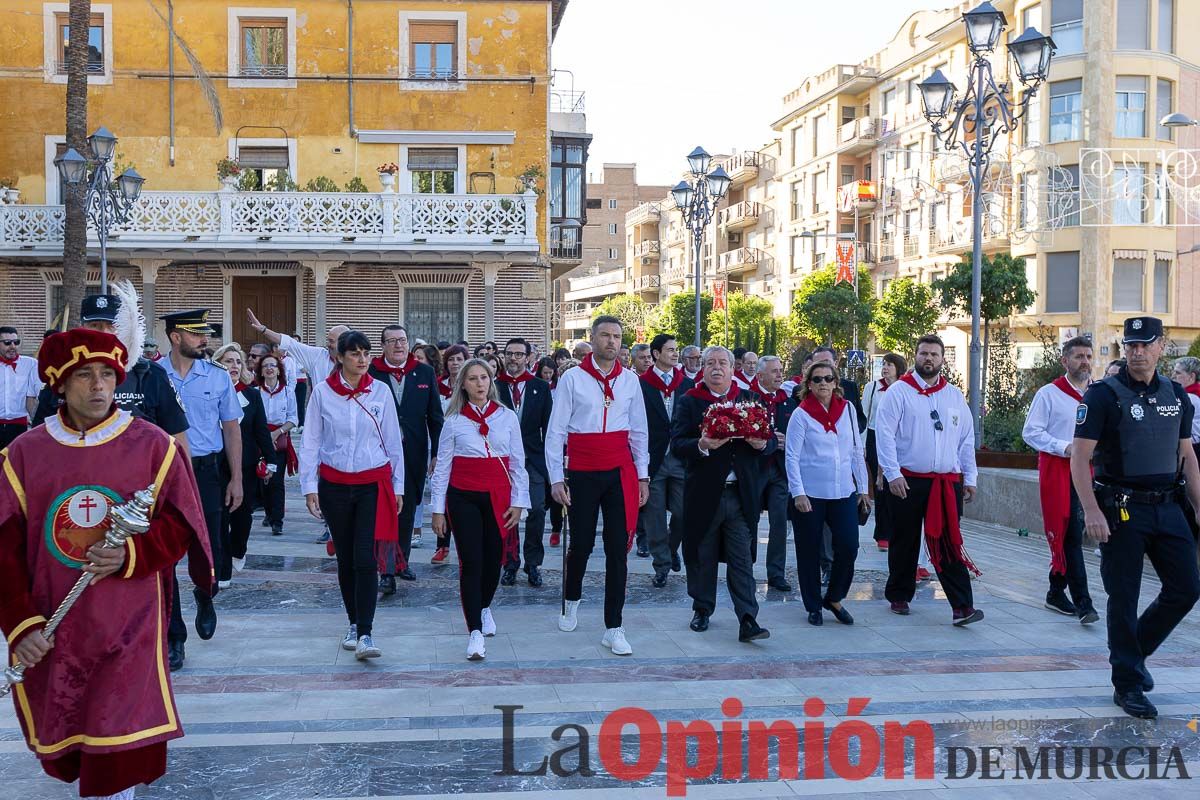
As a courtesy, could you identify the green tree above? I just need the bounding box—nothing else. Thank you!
[653,290,712,348]
[1188,336,1200,359]
[791,264,873,352]
[593,294,653,345]
[706,292,778,353]
[932,252,1037,400]
[870,277,941,357]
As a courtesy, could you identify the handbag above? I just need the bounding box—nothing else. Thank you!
[850,415,871,526]
[274,430,292,453]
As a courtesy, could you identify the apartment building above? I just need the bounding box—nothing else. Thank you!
[0,0,573,351]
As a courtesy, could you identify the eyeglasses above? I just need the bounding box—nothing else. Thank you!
[809,375,837,384]
[382,337,407,347]
[1,339,18,346]
[503,351,527,358]
[931,409,944,431]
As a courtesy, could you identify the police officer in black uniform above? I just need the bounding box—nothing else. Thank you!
[32,293,191,455]
[1071,316,1200,720]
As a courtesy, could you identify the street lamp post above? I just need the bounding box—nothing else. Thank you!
[917,1,1055,446]
[54,126,145,294]
[672,147,731,348]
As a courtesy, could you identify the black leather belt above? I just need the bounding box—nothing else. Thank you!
[1094,481,1179,505]
[192,453,222,468]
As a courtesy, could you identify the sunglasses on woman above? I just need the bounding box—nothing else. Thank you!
[809,375,837,384]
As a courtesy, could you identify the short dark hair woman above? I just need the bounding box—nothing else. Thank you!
[861,353,907,552]
[430,358,529,660]
[786,361,871,626]
[300,330,404,661]
[439,344,469,405]
[253,351,299,538]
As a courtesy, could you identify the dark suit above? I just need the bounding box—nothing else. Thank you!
[220,387,275,581]
[757,390,798,583]
[842,378,866,432]
[640,372,693,573]
[368,360,445,567]
[672,387,776,621]
[496,376,553,572]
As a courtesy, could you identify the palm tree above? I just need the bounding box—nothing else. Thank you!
[60,0,92,323]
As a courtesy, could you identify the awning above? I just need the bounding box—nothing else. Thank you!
[356,130,515,145]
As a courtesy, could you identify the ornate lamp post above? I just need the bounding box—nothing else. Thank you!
[672,147,731,347]
[54,126,145,294]
[918,1,1054,445]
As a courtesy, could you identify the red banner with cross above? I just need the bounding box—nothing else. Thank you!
[835,242,856,285]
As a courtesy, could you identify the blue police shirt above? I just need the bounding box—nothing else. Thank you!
[162,356,243,457]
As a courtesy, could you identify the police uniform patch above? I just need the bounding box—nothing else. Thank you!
[1075,403,1088,425]
[1131,404,1145,421]
[44,485,122,568]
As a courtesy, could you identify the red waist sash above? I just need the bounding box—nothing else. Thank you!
[900,469,981,576]
[319,463,399,544]
[0,416,28,425]
[268,423,298,475]
[1037,452,1072,575]
[567,430,638,549]
[449,456,517,556]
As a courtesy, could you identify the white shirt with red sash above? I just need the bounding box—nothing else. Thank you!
[1022,376,1085,457]
[430,401,530,514]
[544,355,649,485]
[785,396,868,500]
[0,355,40,424]
[874,372,977,487]
[299,374,404,496]
[279,333,336,392]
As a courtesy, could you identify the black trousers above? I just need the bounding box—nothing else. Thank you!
[506,465,547,571]
[295,381,308,426]
[549,496,564,533]
[761,460,790,582]
[686,486,759,622]
[263,449,288,526]
[219,471,260,581]
[448,487,504,632]
[790,494,859,613]
[1047,485,1093,610]
[0,422,27,450]
[1099,498,1200,691]
[169,454,226,644]
[864,429,893,542]
[319,479,379,637]
[389,485,423,571]
[885,477,974,610]
[564,468,628,628]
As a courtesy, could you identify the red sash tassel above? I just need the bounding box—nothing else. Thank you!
[1037,453,1071,576]
[567,431,639,551]
[900,468,981,577]
[319,463,404,572]
[449,456,518,561]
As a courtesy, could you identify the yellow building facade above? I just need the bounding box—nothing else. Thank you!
[0,0,571,350]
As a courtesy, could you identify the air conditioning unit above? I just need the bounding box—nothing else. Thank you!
[728,232,743,245]
[641,257,651,266]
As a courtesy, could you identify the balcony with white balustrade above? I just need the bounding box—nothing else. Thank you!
[716,201,761,232]
[564,268,628,302]
[719,151,776,187]
[717,246,772,276]
[626,202,661,229]
[0,189,540,263]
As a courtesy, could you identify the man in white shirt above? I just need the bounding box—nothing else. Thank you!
[0,327,40,450]
[245,308,346,392]
[1022,336,1098,624]
[875,334,983,625]
[546,316,650,656]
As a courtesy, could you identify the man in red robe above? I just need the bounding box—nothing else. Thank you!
[0,329,213,799]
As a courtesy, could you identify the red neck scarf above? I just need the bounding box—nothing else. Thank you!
[877,378,891,392]
[261,380,286,397]
[1052,375,1086,402]
[437,375,452,398]
[641,366,685,398]
[750,377,788,426]
[371,354,419,380]
[800,394,847,433]
[1185,382,1200,398]
[899,372,948,395]
[497,369,533,407]
[1,354,17,371]
[234,381,247,392]
[326,371,375,399]
[579,353,623,404]
[686,383,735,404]
[460,400,501,438]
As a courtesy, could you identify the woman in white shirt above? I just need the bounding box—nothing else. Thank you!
[861,353,906,552]
[256,353,299,536]
[786,362,871,627]
[431,359,529,661]
[301,330,404,662]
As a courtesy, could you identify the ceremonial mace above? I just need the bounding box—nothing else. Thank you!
[1,484,156,697]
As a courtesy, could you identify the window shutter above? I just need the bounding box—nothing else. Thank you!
[408,148,458,170]
[410,21,457,44]
[238,147,289,168]
[1045,252,1079,313]
[1112,258,1144,311]
[1153,259,1170,312]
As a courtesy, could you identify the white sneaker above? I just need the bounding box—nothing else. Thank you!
[467,630,486,661]
[231,556,246,573]
[481,607,497,637]
[559,600,580,632]
[217,579,232,589]
[411,532,423,548]
[602,626,632,656]
[355,634,381,660]
[341,624,358,651]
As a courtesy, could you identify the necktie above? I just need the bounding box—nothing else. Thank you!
[512,382,522,409]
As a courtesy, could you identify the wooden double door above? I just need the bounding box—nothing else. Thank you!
[231,276,296,348]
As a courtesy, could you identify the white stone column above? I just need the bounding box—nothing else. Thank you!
[128,259,170,339]
[474,261,509,341]
[301,261,342,338]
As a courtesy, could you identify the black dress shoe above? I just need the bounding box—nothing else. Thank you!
[1113,688,1157,719]
[500,567,517,586]
[690,610,710,632]
[738,616,770,641]
[527,567,543,588]
[271,523,283,536]
[1141,669,1154,692]
[652,569,668,588]
[397,567,417,582]
[1044,591,1077,616]
[767,577,793,592]
[379,575,397,595]
[261,518,271,528]
[822,600,854,625]
[168,641,185,672]
[193,588,217,640]
[807,611,824,626]
[637,544,650,558]
[671,551,682,572]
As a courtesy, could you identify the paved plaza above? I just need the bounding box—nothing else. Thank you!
[3,471,1200,799]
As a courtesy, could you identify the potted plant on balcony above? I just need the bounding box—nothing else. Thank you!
[0,177,17,204]
[216,158,241,191]
[518,164,544,195]
[377,162,399,192]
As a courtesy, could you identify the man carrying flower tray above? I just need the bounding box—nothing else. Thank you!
[671,345,774,642]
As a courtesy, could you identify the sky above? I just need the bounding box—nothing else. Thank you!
[553,0,938,186]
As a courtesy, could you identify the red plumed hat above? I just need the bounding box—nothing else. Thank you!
[38,329,128,389]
